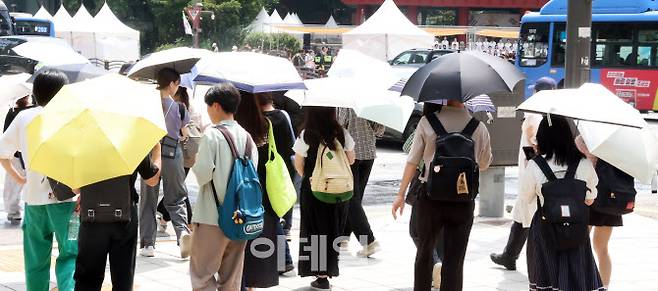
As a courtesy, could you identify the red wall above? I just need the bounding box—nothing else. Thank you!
[341,0,547,9]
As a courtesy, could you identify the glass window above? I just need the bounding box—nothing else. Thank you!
[593,43,634,66]
[552,22,566,67]
[638,29,658,43]
[637,46,652,66]
[595,23,634,42]
[392,52,412,65]
[418,7,456,26]
[519,22,550,67]
[409,51,429,64]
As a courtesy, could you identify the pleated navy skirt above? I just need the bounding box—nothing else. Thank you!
[526,213,605,291]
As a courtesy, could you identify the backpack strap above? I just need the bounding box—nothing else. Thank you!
[425,113,448,136]
[461,118,480,138]
[532,155,557,182]
[214,125,254,160]
[565,161,579,180]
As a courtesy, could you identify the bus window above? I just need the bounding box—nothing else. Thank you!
[552,22,566,67]
[519,22,549,67]
[592,23,635,67]
[638,27,658,67]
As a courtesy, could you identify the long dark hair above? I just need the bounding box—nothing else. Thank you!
[302,107,345,150]
[174,87,190,109]
[535,115,584,166]
[236,91,268,145]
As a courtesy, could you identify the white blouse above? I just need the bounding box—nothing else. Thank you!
[519,157,598,208]
[293,129,355,157]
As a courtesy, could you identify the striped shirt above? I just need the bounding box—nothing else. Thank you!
[337,108,385,161]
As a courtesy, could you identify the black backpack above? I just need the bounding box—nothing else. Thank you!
[534,156,589,251]
[80,176,133,223]
[425,113,480,202]
[592,160,636,215]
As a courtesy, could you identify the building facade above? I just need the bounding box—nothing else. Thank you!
[341,0,548,26]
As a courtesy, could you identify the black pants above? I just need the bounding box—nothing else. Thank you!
[501,221,529,260]
[414,199,474,291]
[410,200,444,264]
[343,159,375,245]
[75,205,138,291]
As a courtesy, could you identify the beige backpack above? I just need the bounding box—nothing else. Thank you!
[310,140,354,203]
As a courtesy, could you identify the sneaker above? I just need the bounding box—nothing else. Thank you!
[278,263,295,275]
[7,213,21,225]
[432,263,442,288]
[310,277,331,290]
[180,233,192,258]
[140,246,155,257]
[357,240,381,257]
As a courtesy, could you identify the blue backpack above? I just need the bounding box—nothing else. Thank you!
[210,125,264,241]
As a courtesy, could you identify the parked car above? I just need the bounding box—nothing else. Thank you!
[381,48,458,144]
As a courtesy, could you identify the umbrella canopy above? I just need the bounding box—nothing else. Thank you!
[517,83,645,128]
[578,120,658,183]
[29,64,108,84]
[12,39,89,67]
[26,74,166,188]
[127,47,212,80]
[401,51,524,103]
[193,52,305,93]
[0,73,32,108]
[328,49,398,85]
[285,77,415,132]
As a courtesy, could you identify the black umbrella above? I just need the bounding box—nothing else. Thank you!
[400,51,525,103]
[28,64,109,83]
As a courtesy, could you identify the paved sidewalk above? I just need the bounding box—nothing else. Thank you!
[2,202,658,291]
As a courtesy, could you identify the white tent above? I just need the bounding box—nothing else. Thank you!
[70,4,97,60]
[52,4,73,44]
[34,6,53,20]
[292,13,303,25]
[342,0,434,61]
[65,2,140,63]
[325,15,338,28]
[283,13,295,24]
[266,9,284,25]
[248,9,276,33]
[93,2,140,62]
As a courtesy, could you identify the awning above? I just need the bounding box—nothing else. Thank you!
[274,25,352,34]
[422,27,467,37]
[475,29,519,39]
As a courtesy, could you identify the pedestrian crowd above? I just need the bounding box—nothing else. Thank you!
[433,37,518,63]
[0,62,633,291]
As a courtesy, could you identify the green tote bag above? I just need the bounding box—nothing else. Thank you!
[265,119,297,217]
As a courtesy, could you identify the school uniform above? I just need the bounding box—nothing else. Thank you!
[0,107,77,291]
[74,156,159,291]
[293,129,355,278]
[407,107,492,291]
[520,157,604,291]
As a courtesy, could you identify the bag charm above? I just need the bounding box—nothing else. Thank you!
[457,172,469,194]
[232,210,245,225]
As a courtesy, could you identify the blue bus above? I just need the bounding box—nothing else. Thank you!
[518,0,658,111]
[0,1,11,36]
[13,16,55,37]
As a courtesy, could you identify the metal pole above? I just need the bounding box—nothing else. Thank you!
[564,0,592,88]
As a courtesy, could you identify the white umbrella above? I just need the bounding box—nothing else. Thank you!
[0,73,32,108]
[193,52,305,93]
[285,77,415,132]
[517,83,645,128]
[328,49,398,85]
[12,40,89,67]
[578,120,658,183]
[127,47,212,80]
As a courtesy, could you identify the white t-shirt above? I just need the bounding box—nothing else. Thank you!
[293,129,355,157]
[0,107,63,205]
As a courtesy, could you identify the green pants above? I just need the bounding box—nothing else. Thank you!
[22,202,77,291]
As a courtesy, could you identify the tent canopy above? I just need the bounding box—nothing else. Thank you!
[475,29,519,39]
[34,6,53,20]
[342,0,434,61]
[53,4,73,31]
[325,15,338,28]
[92,2,140,61]
[266,9,284,24]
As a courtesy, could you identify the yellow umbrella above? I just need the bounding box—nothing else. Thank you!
[27,74,167,188]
